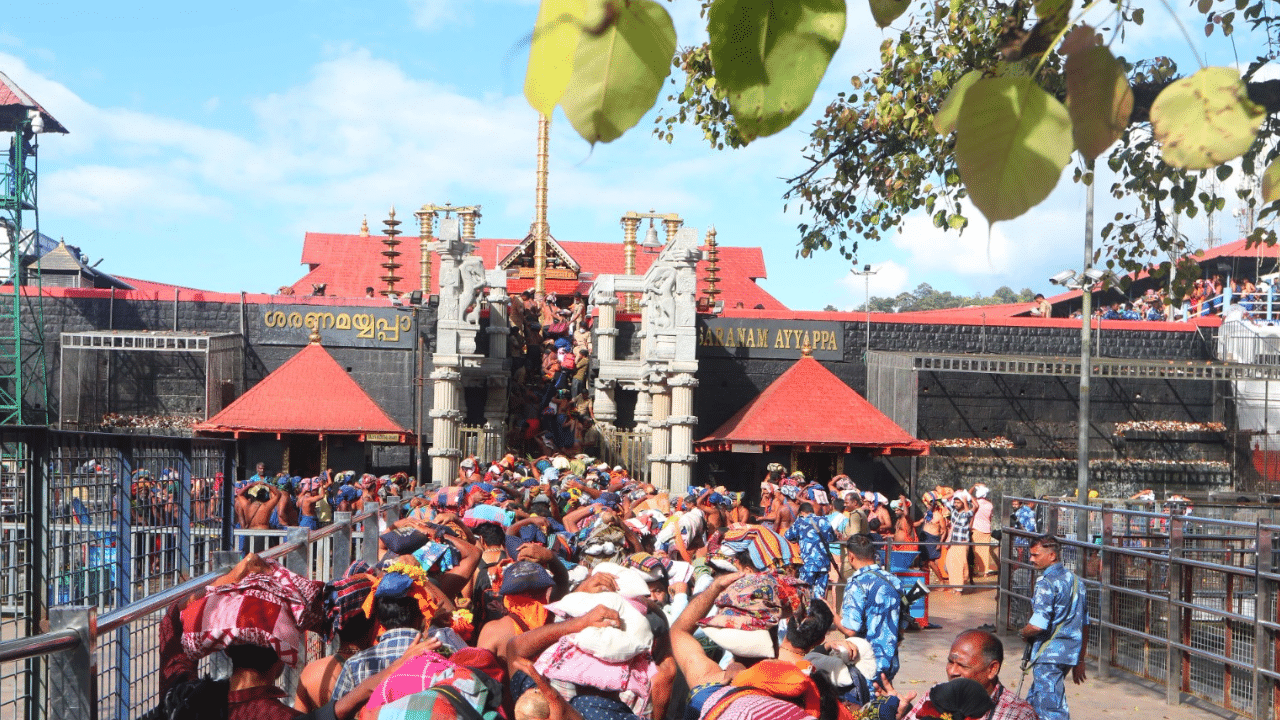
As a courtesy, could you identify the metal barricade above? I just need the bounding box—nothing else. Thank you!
[0,500,395,720]
[998,496,1280,720]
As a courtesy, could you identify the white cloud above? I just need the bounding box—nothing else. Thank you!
[893,199,1016,277]
[837,259,911,307]
[407,0,462,29]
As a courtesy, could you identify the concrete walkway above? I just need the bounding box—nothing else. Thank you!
[892,587,1230,720]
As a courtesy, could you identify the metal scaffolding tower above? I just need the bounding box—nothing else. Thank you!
[1,71,66,424]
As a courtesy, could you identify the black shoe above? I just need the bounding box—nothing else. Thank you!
[924,622,943,629]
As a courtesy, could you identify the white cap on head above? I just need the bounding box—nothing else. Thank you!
[974,486,989,499]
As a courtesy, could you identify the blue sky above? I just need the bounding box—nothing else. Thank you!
[1,1,1267,310]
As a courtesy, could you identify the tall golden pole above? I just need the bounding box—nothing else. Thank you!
[416,207,435,294]
[534,114,551,294]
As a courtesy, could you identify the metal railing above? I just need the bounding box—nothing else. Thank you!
[458,425,504,464]
[597,426,650,483]
[0,500,399,720]
[997,496,1280,720]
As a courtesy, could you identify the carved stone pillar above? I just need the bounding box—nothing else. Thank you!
[593,378,617,425]
[667,372,698,496]
[648,378,671,492]
[634,383,653,431]
[595,296,619,362]
[428,365,463,484]
[483,376,508,461]
[486,281,509,361]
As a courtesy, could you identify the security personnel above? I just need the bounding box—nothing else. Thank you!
[1019,534,1088,720]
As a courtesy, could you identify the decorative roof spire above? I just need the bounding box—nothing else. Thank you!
[703,225,721,306]
[801,339,813,357]
[379,207,403,296]
[360,215,369,237]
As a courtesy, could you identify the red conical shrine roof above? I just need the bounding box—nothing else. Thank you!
[695,355,927,455]
[195,342,408,439]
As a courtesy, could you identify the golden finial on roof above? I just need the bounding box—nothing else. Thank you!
[801,340,813,357]
[360,216,369,237]
[308,327,322,345]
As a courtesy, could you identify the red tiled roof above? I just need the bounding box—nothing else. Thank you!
[0,71,68,134]
[695,355,928,455]
[291,233,786,310]
[195,343,409,439]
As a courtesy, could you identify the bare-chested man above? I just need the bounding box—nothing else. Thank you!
[235,483,284,530]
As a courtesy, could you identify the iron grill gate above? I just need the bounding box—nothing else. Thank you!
[0,427,235,720]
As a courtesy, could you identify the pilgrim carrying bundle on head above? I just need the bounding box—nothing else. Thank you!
[180,561,324,666]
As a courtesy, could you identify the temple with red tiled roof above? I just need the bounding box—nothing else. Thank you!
[290,227,786,311]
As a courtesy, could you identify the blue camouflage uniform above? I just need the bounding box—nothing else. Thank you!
[1026,561,1088,720]
[840,563,904,680]
[1014,505,1038,546]
[784,513,837,595]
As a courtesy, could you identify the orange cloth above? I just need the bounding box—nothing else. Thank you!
[503,593,549,634]
[731,660,822,719]
[360,564,439,637]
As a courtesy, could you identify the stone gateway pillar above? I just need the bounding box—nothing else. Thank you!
[428,365,463,483]
[667,372,698,495]
[648,373,671,491]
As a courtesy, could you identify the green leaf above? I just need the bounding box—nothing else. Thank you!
[525,0,589,116]
[1263,158,1280,203]
[1150,67,1265,170]
[707,0,847,141]
[955,75,1074,223]
[868,0,910,27]
[933,70,982,135]
[1064,44,1133,162]
[560,0,677,144]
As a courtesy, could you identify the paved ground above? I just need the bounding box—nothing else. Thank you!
[893,587,1231,719]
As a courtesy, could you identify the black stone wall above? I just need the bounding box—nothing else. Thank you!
[14,294,432,433]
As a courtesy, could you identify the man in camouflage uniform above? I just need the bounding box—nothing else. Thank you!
[1019,534,1089,720]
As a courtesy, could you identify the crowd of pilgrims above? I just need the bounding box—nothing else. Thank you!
[506,289,596,456]
[151,455,1041,720]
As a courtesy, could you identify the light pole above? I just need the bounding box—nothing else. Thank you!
[1050,265,1106,554]
[851,264,878,387]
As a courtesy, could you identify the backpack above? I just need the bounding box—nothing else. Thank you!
[138,677,229,720]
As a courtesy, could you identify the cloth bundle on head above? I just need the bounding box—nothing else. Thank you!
[973,484,989,499]
[623,552,671,583]
[413,541,458,573]
[914,678,996,720]
[463,503,509,527]
[760,481,780,498]
[552,456,570,470]
[832,474,856,493]
[803,486,829,506]
[583,562,651,598]
[365,650,504,720]
[579,524,626,566]
[731,660,822,719]
[780,484,800,500]
[323,574,373,640]
[700,573,785,630]
[360,561,440,635]
[544,591,654,662]
[717,526,792,572]
[499,560,555,633]
[767,463,786,474]
[180,561,324,666]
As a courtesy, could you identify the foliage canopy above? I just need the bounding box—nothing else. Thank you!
[525,0,1280,292]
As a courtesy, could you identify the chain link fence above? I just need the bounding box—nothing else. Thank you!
[998,496,1280,720]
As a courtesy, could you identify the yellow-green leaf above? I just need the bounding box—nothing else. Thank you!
[1065,45,1132,162]
[869,0,910,27]
[707,0,846,142]
[525,0,589,117]
[933,70,982,135]
[955,75,1074,222]
[1150,67,1264,170]
[1263,158,1280,203]
[559,0,676,144]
